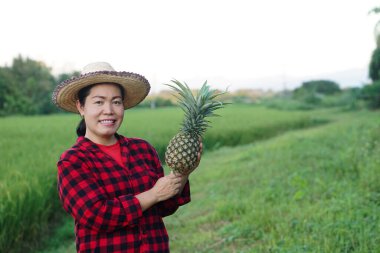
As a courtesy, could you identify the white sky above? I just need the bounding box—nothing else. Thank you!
[1,0,379,92]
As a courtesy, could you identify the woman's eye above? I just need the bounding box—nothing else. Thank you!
[113,100,122,105]
[94,101,103,105]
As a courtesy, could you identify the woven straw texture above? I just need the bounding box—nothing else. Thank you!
[52,71,150,113]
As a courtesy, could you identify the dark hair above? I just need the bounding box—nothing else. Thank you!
[76,83,125,136]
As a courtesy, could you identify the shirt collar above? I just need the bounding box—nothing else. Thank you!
[75,133,129,152]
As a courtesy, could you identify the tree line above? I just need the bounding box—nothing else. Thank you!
[0,56,179,116]
[365,6,380,108]
[0,56,78,116]
[1,54,380,116]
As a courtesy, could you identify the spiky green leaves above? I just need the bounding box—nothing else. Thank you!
[165,79,226,137]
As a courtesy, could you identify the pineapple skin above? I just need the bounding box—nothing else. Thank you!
[165,132,202,175]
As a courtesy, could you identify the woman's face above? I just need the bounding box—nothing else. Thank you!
[76,83,124,145]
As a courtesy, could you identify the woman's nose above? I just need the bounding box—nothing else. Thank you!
[103,102,114,114]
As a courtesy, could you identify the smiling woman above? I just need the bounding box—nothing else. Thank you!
[52,62,201,253]
[75,83,125,145]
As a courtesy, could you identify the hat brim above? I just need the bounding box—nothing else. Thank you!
[52,71,150,113]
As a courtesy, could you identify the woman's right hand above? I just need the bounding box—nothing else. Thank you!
[151,172,184,202]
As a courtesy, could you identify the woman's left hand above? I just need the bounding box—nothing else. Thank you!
[170,171,189,194]
[171,139,202,193]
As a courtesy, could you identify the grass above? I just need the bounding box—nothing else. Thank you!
[120,104,328,160]
[164,110,380,252]
[35,109,380,253]
[0,104,327,253]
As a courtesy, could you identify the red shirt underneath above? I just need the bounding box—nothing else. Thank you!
[96,141,124,167]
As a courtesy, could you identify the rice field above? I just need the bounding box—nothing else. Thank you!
[1,105,375,253]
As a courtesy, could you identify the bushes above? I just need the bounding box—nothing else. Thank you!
[261,87,365,111]
[360,81,380,109]
[0,57,60,116]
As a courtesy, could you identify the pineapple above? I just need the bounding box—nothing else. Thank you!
[165,80,226,175]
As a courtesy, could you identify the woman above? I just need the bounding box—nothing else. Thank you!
[52,62,198,253]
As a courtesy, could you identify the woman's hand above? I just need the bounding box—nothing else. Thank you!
[136,140,201,211]
[150,172,185,202]
[174,172,189,194]
[136,172,186,211]
[170,140,201,193]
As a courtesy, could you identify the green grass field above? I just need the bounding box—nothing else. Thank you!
[164,111,380,252]
[1,105,379,252]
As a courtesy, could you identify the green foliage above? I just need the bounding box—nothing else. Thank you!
[0,106,327,252]
[369,6,380,14]
[137,97,174,108]
[39,109,380,253]
[362,43,380,109]
[294,80,341,97]
[299,91,323,105]
[229,95,253,104]
[320,88,364,110]
[56,71,80,84]
[163,110,380,252]
[122,105,327,161]
[369,48,380,82]
[290,80,343,109]
[0,114,77,253]
[0,68,15,115]
[262,88,362,111]
[360,81,380,109]
[0,56,80,116]
[165,79,226,137]
[0,56,58,115]
[260,95,316,111]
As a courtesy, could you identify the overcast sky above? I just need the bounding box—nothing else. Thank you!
[1,0,379,92]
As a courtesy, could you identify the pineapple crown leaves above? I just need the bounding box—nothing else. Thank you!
[165,79,227,137]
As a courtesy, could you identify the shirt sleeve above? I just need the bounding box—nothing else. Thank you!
[57,157,143,233]
[156,180,191,217]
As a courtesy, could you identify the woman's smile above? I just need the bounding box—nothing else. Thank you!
[99,119,117,126]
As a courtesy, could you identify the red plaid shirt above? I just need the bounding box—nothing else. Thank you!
[57,134,190,253]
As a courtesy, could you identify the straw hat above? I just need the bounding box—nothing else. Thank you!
[52,62,150,113]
